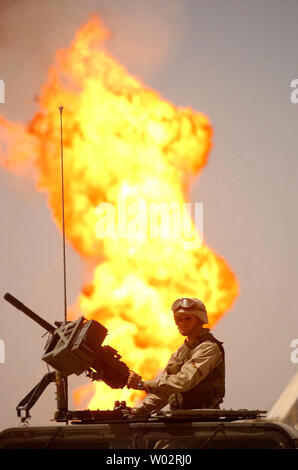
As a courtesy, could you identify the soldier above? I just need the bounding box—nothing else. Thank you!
[127,297,225,417]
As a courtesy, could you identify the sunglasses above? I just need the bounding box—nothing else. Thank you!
[174,315,195,324]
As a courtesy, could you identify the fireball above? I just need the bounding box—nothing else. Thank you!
[0,15,238,409]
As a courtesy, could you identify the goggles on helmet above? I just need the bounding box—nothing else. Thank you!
[172,298,199,313]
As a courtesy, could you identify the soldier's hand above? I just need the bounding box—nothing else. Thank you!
[127,371,143,390]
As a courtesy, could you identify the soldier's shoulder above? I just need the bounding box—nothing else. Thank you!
[193,339,222,355]
[171,342,188,360]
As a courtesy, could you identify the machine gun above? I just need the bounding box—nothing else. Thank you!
[4,293,130,423]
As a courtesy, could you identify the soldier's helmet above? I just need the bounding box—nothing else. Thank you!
[171,297,208,324]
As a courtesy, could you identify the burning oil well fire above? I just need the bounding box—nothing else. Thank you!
[0,16,238,410]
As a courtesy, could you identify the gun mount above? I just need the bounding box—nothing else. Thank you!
[3,293,298,450]
[4,292,130,423]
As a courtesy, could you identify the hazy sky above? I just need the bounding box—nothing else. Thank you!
[0,0,297,429]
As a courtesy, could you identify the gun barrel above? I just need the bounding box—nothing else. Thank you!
[4,292,55,333]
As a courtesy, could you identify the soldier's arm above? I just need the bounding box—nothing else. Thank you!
[127,351,178,390]
[128,352,179,417]
[142,351,178,391]
[131,393,169,417]
[144,341,222,399]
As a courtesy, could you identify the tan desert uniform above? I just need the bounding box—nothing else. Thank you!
[134,328,224,416]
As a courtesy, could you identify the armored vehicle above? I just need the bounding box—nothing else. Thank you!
[1,293,297,450]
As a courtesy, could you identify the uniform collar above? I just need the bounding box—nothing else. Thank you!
[185,328,210,349]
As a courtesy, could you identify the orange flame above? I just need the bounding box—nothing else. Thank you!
[0,15,239,410]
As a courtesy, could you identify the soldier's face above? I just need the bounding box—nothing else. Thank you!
[174,313,199,336]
